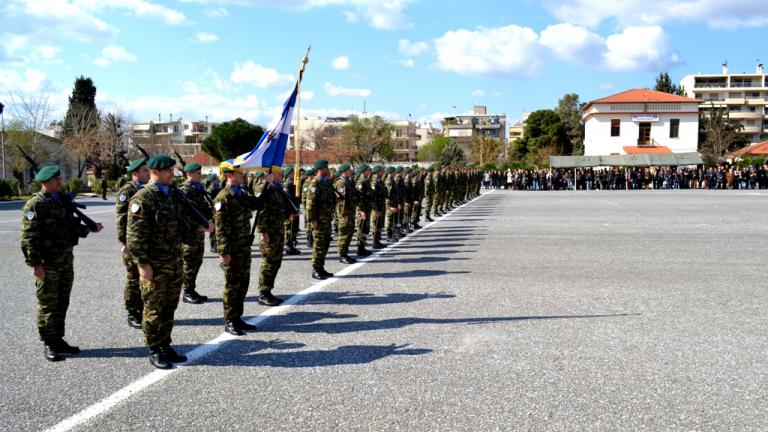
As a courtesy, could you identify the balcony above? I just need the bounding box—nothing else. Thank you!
[694,83,727,88]
[730,111,764,119]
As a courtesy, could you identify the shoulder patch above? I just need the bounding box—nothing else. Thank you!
[214,202,223,211]
[255,192,261,198]
[130,203,141,213]
[358,184,363,190]
[311,187,316,193]
[339,187,345,193]
[25,210,35,220]
[119,194,128,202]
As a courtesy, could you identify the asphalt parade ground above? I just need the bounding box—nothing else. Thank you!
[0,189,766,431]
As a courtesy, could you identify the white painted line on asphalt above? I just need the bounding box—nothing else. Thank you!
[45,190,495,432]
[0,208,115,224]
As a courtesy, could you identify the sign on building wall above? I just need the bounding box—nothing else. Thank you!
[632,114,660,122]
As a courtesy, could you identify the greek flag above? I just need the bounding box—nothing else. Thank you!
[234,84,298,172]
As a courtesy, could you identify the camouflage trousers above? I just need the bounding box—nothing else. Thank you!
[370,209,383,244]
[35,251,74,343]
[283,217,298,246]
[412,201,421,225]
[222,246,251,321]
[259,229,284,292]
[384,203,397,233]
[311,218,332,270]
[355,212,371,248]
[424,194,434,219]
[433,191,444,213]
[122,252,142,313]
[140,257,183,348]
[337,214,355,255]
[181,231,205,292]
[209,229,216,252]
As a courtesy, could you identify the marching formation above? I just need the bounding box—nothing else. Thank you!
[19,156,483,369]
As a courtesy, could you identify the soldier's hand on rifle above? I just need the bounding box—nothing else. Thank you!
[121,244,131,258]
[260,231,270,244]
[311,220,318,229]
[389,207,397,213]
[33,265,46,280]
[93,223,104,233]
[197,220,214,233]
[139,264,153,281]
[220,254,231,265]
[359,211,367,221]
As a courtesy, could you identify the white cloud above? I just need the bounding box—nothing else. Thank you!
[399,59,415,68]
[331,55,351,70]
[0,68,50,93]
[194,32,220,43]
[205,7,229,17]
[277,89,315,102]
[471,89,486,97]
[230,61,295,88]
[599,83,614,91]
[540,23,604,64]
[542,0,768,29]
[323,82,371,97]
[94,45,138,67]
[342,10,358,22]
[398,39,429,56]
[434,25,542,76]
[602,26,681,71]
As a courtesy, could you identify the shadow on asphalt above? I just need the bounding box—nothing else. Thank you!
[302,291,456,306]
[77,344,199,358]
[339,269,471,279]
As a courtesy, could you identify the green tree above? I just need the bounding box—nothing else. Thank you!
[699,103,745,164]
[339,115,395,163]
[417,135,451,162]
[62,76,99,138]
[470,136,503,165]
[201,118,265,162]
[515,110,570,165]
[555,93,585,155]
[654,72,686,96]
[439,138,467,167]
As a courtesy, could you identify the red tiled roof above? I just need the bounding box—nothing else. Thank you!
[587,89,702,109]
[188,152,219,165]
[726,141,768,158]
[623,146,673,155]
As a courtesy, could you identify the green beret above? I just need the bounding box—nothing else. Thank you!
[255,171,265,178]
[284,166,294,175]
[305,167,316,176]
[127,158,147,173]
[314,159,328,169]
[386,166,396,174]
[35,165,60,182]
[405,168,412,174]
[147,155,176,170]
[338,163,351,173]
[205,173,219,184]
[371,165,382,173]
[396,166,404,173]
[356,163,370,175]
[428,166,435,172]
[183,162,201,173]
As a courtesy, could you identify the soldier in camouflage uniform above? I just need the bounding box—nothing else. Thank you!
[395,167,407,237]
[402,168,413,233]
[282,166,301,256]
[116,157,149,329]
[410,166,424,229]
[213,162,265,336]
[306,159,337,280]
[433,165,444,216]
[354,163,374,256]
[371,165,387,249]
[179,163,213,305]
[21,165,103,362]
[302,167,316,248]
[255,170,297,306]
[127,155,207,369]
[423,166,436,222]
[384,166,400,242]
[334,163,359,264]
[205,173,222,253]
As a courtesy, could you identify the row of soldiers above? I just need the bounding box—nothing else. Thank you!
[21,156,481,369]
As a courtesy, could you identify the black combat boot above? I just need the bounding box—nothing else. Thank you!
[312,268,328,280]
[258,292,282,307]
[306,234,313,248]
[127,310,142,329]
[285,245,302,255]
[372,241,386,249]
[149,346,172,369]
[43,343,65,362]
[182,290,208,304]
[320,268,334,278]
[412,223,422,230]
[55,339,80,355]
[339,254,357,264]
[357,245,372,257]
[224,320,245,336]
[161,344,188,363]
[235,318,257,331]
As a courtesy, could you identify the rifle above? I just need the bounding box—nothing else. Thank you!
[16,145,101,232]
[174,146,215,209]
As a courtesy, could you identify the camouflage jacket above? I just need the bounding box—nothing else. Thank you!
[180,180,213,221]
[116,180,142,244]
[214,185,263,255]
[334,175,359,218]
[305,177,336,223]
[396,175,405,204]
[255,182,292,235]
[20,192,89,266]
[385,175,399,207]
[402,175,413,204]
[127,183,193,266]
[355,175,375,214]
[424,172,435,196]
[373,176,386,212]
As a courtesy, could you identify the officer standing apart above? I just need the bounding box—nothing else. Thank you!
[127,155,210,369]
[306,159,337,280]
[116,157,149,330]
[213,162,265,336]
[255,169,297,306]
[179,162,213,305]
[21,165,103,361]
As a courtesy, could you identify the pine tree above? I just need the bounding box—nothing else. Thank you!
[62,76,99,138]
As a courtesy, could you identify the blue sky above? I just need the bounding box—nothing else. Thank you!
[1,0,768,128]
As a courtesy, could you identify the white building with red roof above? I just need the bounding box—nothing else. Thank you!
[582,89,702,156]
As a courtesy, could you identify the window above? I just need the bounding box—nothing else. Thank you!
[610,119,620,137]
[670,119,680,138]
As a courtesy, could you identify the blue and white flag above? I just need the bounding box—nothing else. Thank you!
[234,84,298,172]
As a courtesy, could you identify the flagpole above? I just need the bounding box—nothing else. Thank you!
[294,46,310,197]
